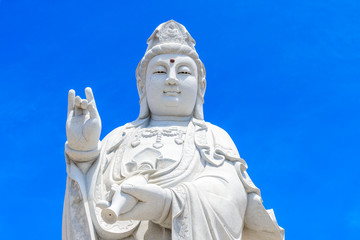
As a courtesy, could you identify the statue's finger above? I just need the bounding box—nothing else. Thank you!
[87,102,99,119]
[80,99,88,109]
[85,87,95,103]
[75,96,81,108]
[121,184,158,202]
[67,89,75,117]
[74,106,82,116]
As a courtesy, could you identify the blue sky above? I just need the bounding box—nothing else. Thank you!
[0,0,359,239]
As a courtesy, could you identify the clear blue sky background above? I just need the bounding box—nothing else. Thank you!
[0,0,359,239]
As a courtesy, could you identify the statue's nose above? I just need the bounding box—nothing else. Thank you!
[166,69,178,85]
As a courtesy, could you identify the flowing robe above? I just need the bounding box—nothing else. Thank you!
[63,118,284,240]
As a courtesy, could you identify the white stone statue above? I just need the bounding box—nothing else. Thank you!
[63,20,284,240]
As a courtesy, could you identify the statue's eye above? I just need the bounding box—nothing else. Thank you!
[154,71,167,74]
[153,66,167,74]
[178,66,191,75]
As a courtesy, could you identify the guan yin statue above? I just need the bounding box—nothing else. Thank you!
[63,20,284,240]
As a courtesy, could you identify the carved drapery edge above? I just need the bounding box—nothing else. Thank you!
[235,162,261,196]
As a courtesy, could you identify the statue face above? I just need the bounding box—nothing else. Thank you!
[145,54,198,117]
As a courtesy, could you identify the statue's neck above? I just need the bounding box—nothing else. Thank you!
[149,114,191,127]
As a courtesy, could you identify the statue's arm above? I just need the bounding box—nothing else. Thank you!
[63,88,102,240]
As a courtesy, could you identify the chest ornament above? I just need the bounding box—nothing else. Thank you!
[130,127,185,149]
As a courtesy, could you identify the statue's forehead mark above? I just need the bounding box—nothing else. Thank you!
[170,59,175,63]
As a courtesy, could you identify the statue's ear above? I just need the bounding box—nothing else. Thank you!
[137,79,145,97]
[199,78,206,97]
[198,60,206,98]
[136,61,150,119]
[193,60,206,120]
[137,80,150,119]
[135,61,145,97]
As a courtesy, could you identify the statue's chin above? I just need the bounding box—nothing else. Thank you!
[164,97,179,107]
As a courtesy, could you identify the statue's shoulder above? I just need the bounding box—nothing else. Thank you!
[100,124,126,153]
[102,118,148,153]
[103,124,127,142]
[205,122,241,160]
[206,122,237,149]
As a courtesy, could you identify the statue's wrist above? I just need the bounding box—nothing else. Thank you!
[152,189,172,228]
[65,141,101,162]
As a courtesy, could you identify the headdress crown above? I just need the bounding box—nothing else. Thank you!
[146,20,196,52]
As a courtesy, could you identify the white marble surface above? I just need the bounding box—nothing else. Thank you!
[63,20,284,240]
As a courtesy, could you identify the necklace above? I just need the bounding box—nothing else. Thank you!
[131,127,185,149]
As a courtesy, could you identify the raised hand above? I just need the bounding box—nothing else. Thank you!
[66,87,101,151]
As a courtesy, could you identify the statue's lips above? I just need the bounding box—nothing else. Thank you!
[163,90,181,96]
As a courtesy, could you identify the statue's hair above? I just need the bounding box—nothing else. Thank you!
[135,43,206,119]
